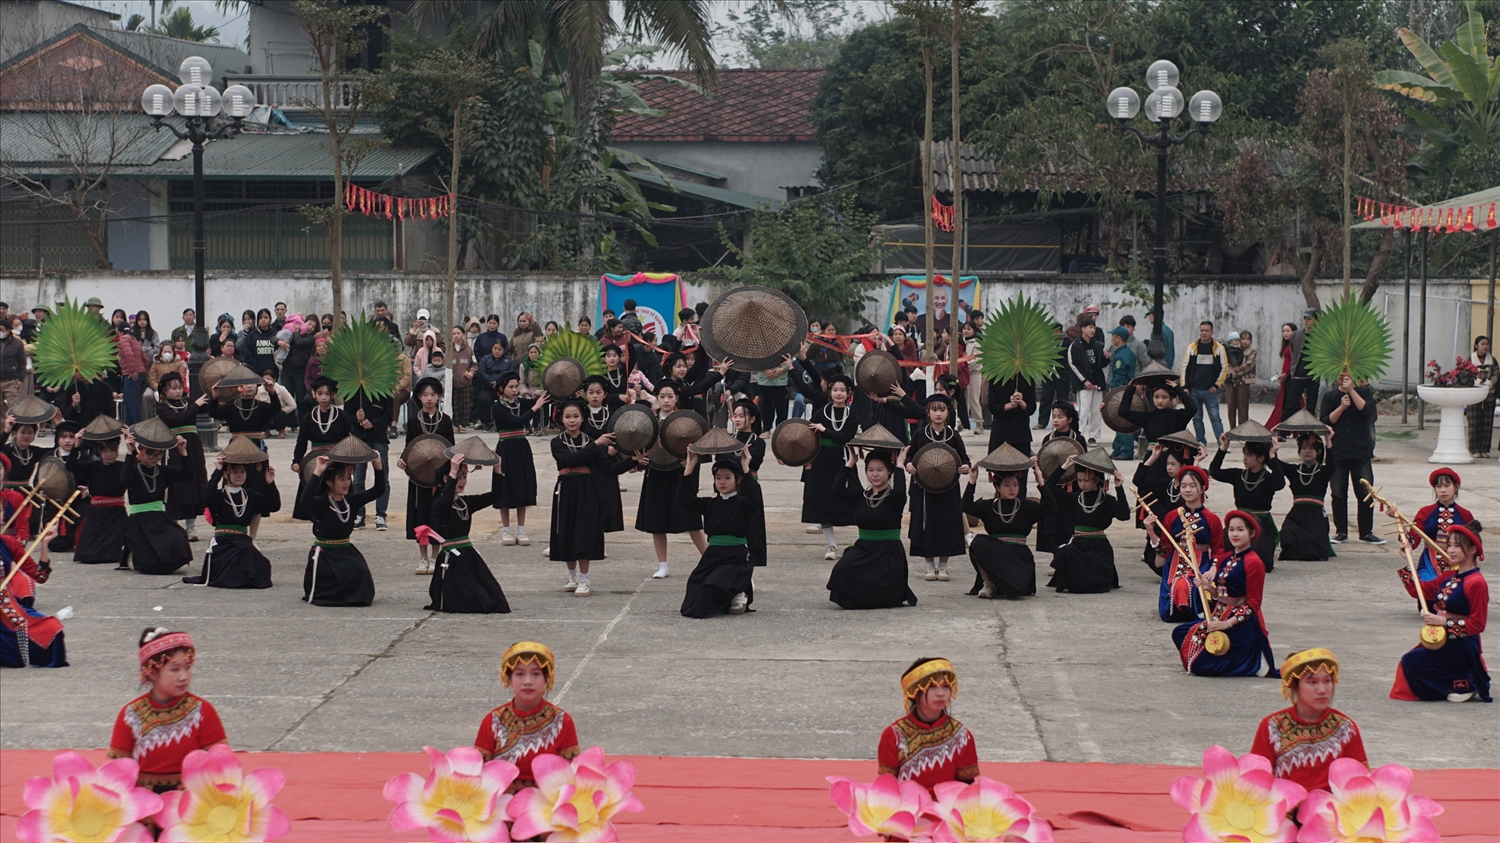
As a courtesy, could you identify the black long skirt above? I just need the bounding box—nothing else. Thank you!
[1252,513,1278,573]
[427,547,510,613]
[302,544,375,607]
[405,482,437,540]
[124,512,192,574]
[552,476,609,561]
[1047,536,1120,593]
[827,539,918,609]
[183,534,272,588]
[493,439,538,508]
[73,504,126,564]
[969,536,1036,598]
[908,484,966,558]
[681,546,755,618]
[596,467,625,533]
[165,434,207,520]
[1279,503,1332,561]
[801,444,856,526]
[634,466,701,535]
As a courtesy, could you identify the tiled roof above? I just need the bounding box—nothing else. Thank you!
[612,69,822,143]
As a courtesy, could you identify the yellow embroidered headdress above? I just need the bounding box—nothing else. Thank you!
[1280,648,1339,700]
[901,658,958,704]
[501,641,556,691]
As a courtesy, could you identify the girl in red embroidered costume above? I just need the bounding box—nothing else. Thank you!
[877,657,980,795]
[108,628,228,791]
[0,452,67,668]
[1146,466,1225,623]
[1172,510,1276,677]
[1250,648,1366,791]
[474,641,580,793]
[1402,468,1474,589]
[1391,526,1491,703]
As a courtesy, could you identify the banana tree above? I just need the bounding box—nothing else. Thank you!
[1374,0,1500,187]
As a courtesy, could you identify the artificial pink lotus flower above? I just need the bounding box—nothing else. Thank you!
[384,746,518,843]
[925,777,1054,842]
[154,744,289,842]
[506,747,643,842]
[1171,745,1307,843]
[1296,758,1444,842]
[827,774,935,842]
[17,752,163,843]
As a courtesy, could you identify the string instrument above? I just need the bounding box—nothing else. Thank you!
[1134,489,1226,654]
[0,489,83,595]
[1360,480,1446,650]
[0,465,42,535]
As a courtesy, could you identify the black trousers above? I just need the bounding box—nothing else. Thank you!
[758,385,788,430]
[1329,457,1375,537]
[1291,377,1319,413]
[1036,375,1068,425]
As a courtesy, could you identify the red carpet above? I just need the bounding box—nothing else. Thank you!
[2,750,1496,841]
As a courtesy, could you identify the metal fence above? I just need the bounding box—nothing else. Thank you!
[169,205,392,271]
[0,198,104,271]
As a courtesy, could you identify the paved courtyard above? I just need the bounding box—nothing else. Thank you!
[2,404,1496,773]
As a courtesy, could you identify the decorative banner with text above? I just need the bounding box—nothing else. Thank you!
[599,273,685,339]
[887,274,980,336]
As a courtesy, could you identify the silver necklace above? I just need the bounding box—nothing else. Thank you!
[235,398,257,421]
[1166,482,1181,504]
[313,406,339,435]
[1241,468,1266,490]
[1297,461,1320,484]
[165,399,189,412]
[225,487,248,519]
[924,424,953,443]
[994,496,1019,523]
[14,447,33,467]
[499,397,521,412]
[865,486,891,508]
[419,410,442,434]
[455,498,470,522]
[589,406,609,424]
[561,433,588,453]
[1078,489,1103,514]
[139,464,159,493]
[330,497,350,523]
[606,369,622,388]
[826,404,850,432]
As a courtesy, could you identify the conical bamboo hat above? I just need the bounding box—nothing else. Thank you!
[687,426,745,456]
[129,416,176,450]
[444,436,500,466]
[1074,446,1117,475]
[9,395,58,425]
[977,442,1032,472]
[848,424,905,451]
[327,434,377,464]
[1226,420,1274,443]
[220,434,268,464]
[81,414,124,441]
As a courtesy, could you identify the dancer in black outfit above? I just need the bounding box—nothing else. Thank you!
[905,394,970,581]
[120,425,193,575]
[1046,455,1130,593]
[398,377,454,574]
[291,377,349,521]
[550,401,636,596]
[426,454,510,613]
[208,385,278,524]
[301,451,386,607]
[72,432,128,565]
[182,441,280,588]
[964,459,1053,599]
[678,448,759,618]
[827,446,918,610]
[1274,434,1335,561]
[786,350,860,560]
[1209,434,1285,571]
[154,373,207,541]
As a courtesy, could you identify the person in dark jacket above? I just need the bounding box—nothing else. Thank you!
[1068,321,1106,443]
[1318,373,1382,545]
[236,309,279,376]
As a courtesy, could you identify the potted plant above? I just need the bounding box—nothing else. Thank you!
[1418,357,1489,464]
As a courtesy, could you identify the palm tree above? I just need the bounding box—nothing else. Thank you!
[411,0,716,111]
[154,7,222,42]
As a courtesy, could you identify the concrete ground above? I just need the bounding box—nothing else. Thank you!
[2,402,1496,772]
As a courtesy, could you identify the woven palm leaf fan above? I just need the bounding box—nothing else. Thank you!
[322,314,404,402]
[1302,295,1394,385]
[31,298,118,388]
[537,328,606,378]
[977,293,1061,386]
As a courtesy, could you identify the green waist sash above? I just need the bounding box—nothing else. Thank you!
[859,528,902,542]
[439,538,473,552]
[127,500,166,516]
[170,424,197,435]
[495,429,526,440]
[820,437,842,448]
[214,524,248,536]
[1072,526,1105,537]
[707,535,747,547]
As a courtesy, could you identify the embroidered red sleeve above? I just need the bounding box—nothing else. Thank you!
[555,712,580,758]
[196,700,227,749]
[108,705,135,758]
[1343,721,1368,765]
[876,725,899,776]
[955,730,979,782]
[1453,575,1488,637]
[1244,553,1266,617]
[474,710,497,761]
[1399,566,1450,602]
[1248,715,1275,767]
[1206,513,1227,558]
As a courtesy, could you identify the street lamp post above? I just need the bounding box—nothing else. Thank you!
[141,57,254,447]
[1106,61,1221,363]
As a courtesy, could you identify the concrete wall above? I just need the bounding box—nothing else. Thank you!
[3,270,1477,388]
[612,140,822,201]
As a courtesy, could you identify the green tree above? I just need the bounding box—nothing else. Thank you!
[719,0,864,69]
[152,7,220,42]
[714,193,889,322]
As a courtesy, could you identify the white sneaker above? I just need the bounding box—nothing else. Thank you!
[564,574,578,592]
[824,545,838,561]
[1447,692,1475,703]
[729,592,749,614]
[575,579,592,596]
[375,516,388,531]
[936,567,950,582]
[924,567,938,581]
[652,562,670,579]
[501,530,517,546]
[964,532,975,548]
[415,563,432,576]
[516,530,531,547]
[805,524,821,534]
[1256,659,1271,678]
[977,583,995,599]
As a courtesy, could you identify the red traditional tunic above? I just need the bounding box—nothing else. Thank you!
[473,700,580,792]
[1249,707,1367,792]
[108,693,227,790]
[877,712,980,794]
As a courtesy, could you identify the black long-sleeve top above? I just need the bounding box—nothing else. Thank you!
[551,434,636,477]
[431,475,500,541]
[963,482,1054,538]
[1209,449,1285,512]
[1318,386,1376,460]
[123,453,189,505]
[1132,459,1181,520]
[1046,466,1130,532]
[491,398,536,433]
[205,469,279,525]
[986,376,1039,454]
[300,465,387,540]
[345,393,391,446]
[733,431,766,473]
[870,393,924,444]
[294,406,351,463]
[910,423,970,467]
[0,430,48,479]
[789,364,860,446]
[156,398,202,434]
[1273,457,1334,500]
[405,409,455,443]
[1118,386,1199,444]
[74,456,128,498]
[678,473,762,538]
[210,396,278,435]
[834,465,907,530]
